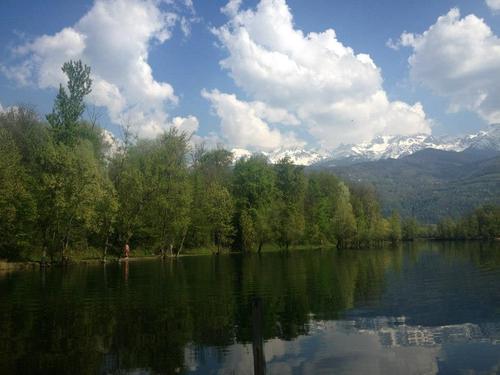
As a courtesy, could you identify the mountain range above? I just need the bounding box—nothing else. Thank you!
[232,124,500,166]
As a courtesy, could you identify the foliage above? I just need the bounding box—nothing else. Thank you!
[47,60,92,145]
[435,205,500,240]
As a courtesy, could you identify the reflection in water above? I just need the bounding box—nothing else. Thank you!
[0,241,499,374]
[252,298,266,375]
[351,317,500,347]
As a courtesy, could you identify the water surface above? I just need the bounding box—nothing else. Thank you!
[1,241,500,374]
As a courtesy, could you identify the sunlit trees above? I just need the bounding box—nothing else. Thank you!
[273,157,306,250]
[189,147,234,252]
[333,182,357,248]
[233,155,276,252]
[0,128,35,259]
[304,171,339,245]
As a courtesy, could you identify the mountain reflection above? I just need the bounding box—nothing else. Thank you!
[350,317,500,347]
[185,318,500,375]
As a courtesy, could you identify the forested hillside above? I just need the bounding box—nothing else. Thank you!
[328,148,500,223]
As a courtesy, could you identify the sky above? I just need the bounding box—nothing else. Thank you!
[1,0,499,151]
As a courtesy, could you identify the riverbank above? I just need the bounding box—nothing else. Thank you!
[0,244,328,271]
[3,239,496,272]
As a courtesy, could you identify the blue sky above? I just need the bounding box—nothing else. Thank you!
[1,0,499,150]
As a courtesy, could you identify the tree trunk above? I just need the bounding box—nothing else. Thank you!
[103,232,109,263]
[177,228,187,257]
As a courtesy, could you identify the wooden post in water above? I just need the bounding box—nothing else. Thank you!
[252,297,266,375]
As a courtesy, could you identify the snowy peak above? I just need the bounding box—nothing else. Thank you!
[464,124,500,151]
[331,134,465,161]
[326,124,500,164]
[231,147,326,166]
[263,147,326,165]
[231,125,500,166]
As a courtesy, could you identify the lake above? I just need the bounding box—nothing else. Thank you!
[1,241,500,374]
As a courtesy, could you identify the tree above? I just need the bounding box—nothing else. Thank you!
[206,184,235,253]
[402,217,419,241]
[0,128,36,259]
[233,155,276,252]
[188,147,234,249]
[273,157,306,250]
[304,172,339,246]
[333,182,357,248]
[38,140,108,261]
[47,60,92,145]
[112,129,192,256]
[388,211,402,243]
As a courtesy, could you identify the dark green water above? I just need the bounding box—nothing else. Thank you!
[1,242,500,374]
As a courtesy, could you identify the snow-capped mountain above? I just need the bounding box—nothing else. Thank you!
[263,147,327,165]
[231,125,500,166]
[231,147,327,166]
[336,125,499,161]
[463,125,500,151]
[329,134,465,161]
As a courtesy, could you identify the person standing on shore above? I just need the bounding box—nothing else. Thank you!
[123,243,130,259]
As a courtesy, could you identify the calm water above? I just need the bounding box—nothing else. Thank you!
[1,242,500,374]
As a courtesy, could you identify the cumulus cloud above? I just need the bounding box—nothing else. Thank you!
[171,115,199,133]
[202,89,304,151]
[209,0,431,148]
[1,0,196,138]
[399,8,500,124]
[486,0,500,12]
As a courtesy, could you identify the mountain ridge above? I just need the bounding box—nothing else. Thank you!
[232,124,500,166]
[326,148,500,223]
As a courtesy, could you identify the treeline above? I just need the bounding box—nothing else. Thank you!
[434,205,500,240]
[0,61,408,262]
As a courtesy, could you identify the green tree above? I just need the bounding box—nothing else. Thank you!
[273,157,306,250]
[189,147,234,249]
[0,128,36,259]
[206,184,235,253]
[47,60,92,145]
[304,171,339,246]
[333,182,356,248]
[388,211,402,243]
[233,155,276,252]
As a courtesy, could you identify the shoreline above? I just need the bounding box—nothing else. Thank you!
[1,239,498,273]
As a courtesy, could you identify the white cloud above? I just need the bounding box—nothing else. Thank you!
[202,89,304,151]
[210,0,431,148]
[486,0,500,12]
[171,115,199,133]
[400,8,500,124]
[1,0,196,138]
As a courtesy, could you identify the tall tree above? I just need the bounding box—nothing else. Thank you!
[47,60,92,145]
